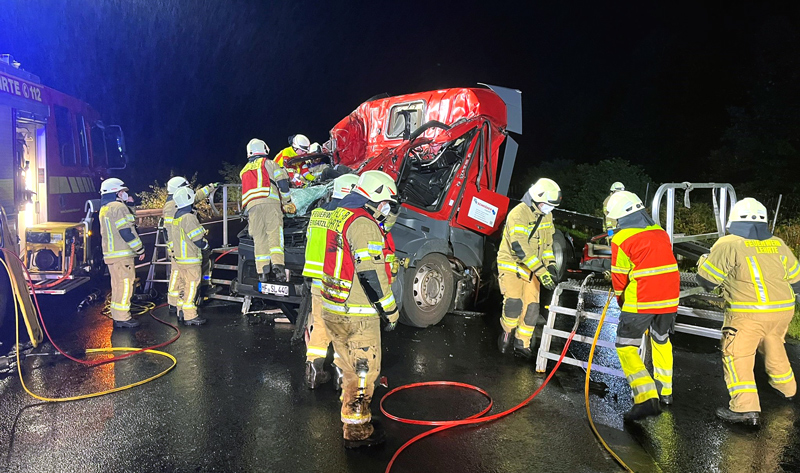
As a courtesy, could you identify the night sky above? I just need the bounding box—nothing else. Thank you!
[1,0,799,193]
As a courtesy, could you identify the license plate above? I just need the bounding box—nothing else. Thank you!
[260,283,289,296]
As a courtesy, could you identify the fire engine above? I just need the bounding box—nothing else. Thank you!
[0,55,127,348]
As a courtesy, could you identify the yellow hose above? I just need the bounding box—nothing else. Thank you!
[2,256,176,403]
[101,292,156,318]
[585,289,634,473]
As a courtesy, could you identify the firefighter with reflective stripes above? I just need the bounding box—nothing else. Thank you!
[302,173,359,389]
[608,191,680,421]
[696,198,800,426]
[496,178,562,359]
[319,170,398,448]
[169,187,209,326]
[240,138,296,283]
[164,176,217,318]
[99,178,145,329]
[274,134,315,187]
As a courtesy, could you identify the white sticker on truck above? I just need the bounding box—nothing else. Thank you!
[467,196,498,227]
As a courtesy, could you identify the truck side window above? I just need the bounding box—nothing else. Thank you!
[386,101,425,139]
[91,125,107,167]
[54,105,76,166]
[77,114,90,167]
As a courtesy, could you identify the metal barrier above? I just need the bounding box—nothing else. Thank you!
[208,184,242,248]
[651,182,737,245]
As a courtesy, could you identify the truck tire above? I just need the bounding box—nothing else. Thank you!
[552,230,572,283]
[399,253,454,328]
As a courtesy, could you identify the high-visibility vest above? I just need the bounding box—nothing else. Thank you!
[239,157,277,207]
[320,207,379,304]
[274,146,297,168]
[611,224,680,313]
[302,207,334,280]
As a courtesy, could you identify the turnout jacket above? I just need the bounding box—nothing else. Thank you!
[100,200,143,262]
[497,202,555,279]
[698,234,800,315]
[611,224,680,314]
[240,156,291,208]
[170,207,208,265]
[163,184,215,256]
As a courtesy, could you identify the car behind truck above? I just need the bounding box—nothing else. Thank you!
[229,85,573,327]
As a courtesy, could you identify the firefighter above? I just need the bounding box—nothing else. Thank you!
[240,138,296,283]
[696,198,800,426]
[302,173,360,389]
[496,178,562,359]
[99,178,145,329]
[607,190,680,421]
[318,170,398,448]
[164,176,218,318]
[603,181,626,233]
[169,186,209,326]
[275,134,315,187]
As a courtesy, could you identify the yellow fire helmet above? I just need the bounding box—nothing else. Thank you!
[528,178,562,206]
[605,190,645,220]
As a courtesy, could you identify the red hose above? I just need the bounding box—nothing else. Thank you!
[29,243,76,289]
[215,248,236,262]
[1,247,180,367]
[381,329,579,473]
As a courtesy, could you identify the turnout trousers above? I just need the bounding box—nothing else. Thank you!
[247,201,284,274]
[174,263,202,321]
[722,311,796,412]
[321,311,381,441]
[108,258,136,322]
[167,256,179,307]
[306,284,334,363]
[498,270,541,348]
[616,311,676,404]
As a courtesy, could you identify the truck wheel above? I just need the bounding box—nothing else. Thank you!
[399,253,454,328]
[552,230,572,283]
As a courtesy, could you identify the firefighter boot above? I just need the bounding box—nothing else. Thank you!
[497,331,513,355]
[168,305,178,318]
[716,407,760,426]
[513,338,534,360]
[305,358,331,389]
[623,398,661,422]
[271,264,287,283]
[259,269,271,284]
[184,316,207,326]
[344,420,386,449]
[113,319,141,329]
[333,365,345,391]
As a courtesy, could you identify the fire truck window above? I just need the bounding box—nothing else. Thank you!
[91,125,107,166]
[386,101,425,139]
[77,115,90,167]
[54,106,76,166]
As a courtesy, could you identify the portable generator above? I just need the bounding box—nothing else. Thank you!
[24,222,87,276]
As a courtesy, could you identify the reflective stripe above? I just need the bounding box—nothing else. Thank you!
[498,261,531,278]
[187,227,205,238]
[700,260,727,281]
[542,251,555,259]
[523,254,539,268]
[789,261,800,279]
[501,315,519,328]
[627,370,658,403]
[321,300,377,316]
[378,292,395,309]
[367,242,383,254]
[635,298,679,309]
[304,268,325,277]
[512,225,529,235]
[611,265,630,274]
[630,263,678,278]
[306,346,328,358]
[728,300,796,313]
[341,413,371,424]
[539,222,553,229]
[653,367,672,378]
[354,250,371,259]
[129,238,142,249]
[651,330,669,343]
[269,247,284,255]
[724,355,738,383]
[616,336,642,346]
[311,279,323,289]
[770,369,795,384]
[727,381,758,395]
[176,258,202,264]
[746,256,769,303]
[114,218,128,228]
[517,326,534,336]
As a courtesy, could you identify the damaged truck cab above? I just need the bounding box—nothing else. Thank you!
[326,85,524,327]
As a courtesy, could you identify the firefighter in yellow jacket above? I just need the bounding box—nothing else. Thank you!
[696,198,800,426]
[302,173,360,389]
[99,178,145,329]
[240,138,296,283]
[319,170,398,448]
[496,178,562,359]
[164,176,217,318]
[169,187,210,326]
[603,181,625,232]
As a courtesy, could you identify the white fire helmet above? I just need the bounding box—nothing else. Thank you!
[354,170,398,204]
[527,178,562,206]
[173,187,196,209]
[610,182,625,192]
[247,138,270,158]
[291,134,311,152]
[605,191,645,220]
[332,174,359,200]
[167,176,189,195]
[728,198,768,224]
[100,178,127,195]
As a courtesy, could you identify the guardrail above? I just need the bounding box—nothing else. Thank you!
[651,182,737,245]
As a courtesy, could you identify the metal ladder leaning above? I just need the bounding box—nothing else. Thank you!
[143,218,172,294]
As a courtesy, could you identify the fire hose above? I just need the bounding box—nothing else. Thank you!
[1,248,180,402]
[381,275,634,472]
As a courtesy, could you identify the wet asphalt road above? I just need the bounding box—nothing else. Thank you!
[1,221,800,472]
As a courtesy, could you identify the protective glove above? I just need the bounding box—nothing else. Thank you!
[539,271,557,291]
[283,202,297,214]
[382,307,399,332]
[602,270,612,282]
[547,264,559,283]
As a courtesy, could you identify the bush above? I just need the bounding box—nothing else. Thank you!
[135,173,215,226]
[788,308,800,340]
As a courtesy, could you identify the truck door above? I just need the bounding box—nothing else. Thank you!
[14,115,47,232]
[453,123,509,235]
